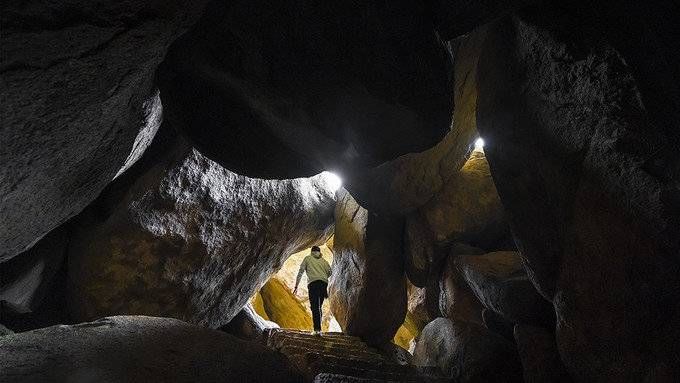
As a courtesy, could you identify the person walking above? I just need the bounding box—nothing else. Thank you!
[293,246,331,335]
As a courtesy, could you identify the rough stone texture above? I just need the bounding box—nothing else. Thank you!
[0,324,13,336]
[439,252,484,324]
[0,0,208,261]
[328,189,406,346]
[476,9,680,380]
[259,277,313,331]
[67,131,335,328]
[158,0,452,179]
[406,280,431,332]
[345,25,491,215]
[459,251,554,327]
[220,302,279,341]
[421,151,509,249]
[412,317,522,382]
[0,226,68,314]
[482,308,515,342]
[514,324,572,383]
[0,316,301,383]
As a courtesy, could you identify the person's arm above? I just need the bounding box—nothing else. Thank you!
[294,257,306,294]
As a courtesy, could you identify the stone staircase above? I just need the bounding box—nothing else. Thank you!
[263,329,448,383]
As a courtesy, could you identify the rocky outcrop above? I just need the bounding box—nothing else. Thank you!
[328,189,406,346]
[259,277,313,331]
[439,252,484,324]
[0,316,301,383]
[220,302,278,341]
[0,0,209,261]
[158,1,452,179]
[458,251,553,327]
[67,132,335,328]
[475,8,680,380]
[413,317,522,382]
[514,324,572,383]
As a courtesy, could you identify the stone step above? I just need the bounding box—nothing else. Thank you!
[277,345,386,363]
[270,337,383,354]
[269,331,364,346]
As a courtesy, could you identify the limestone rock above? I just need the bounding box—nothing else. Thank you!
[0,324,13,337]
[406,280,431,332]
[67,132,335,328]
[0,316,301,383]
[0,0,208,261]
[439,252,484,324]
[259,277,313,331]
[476,9,680,380]
[158,0,452,179]
[458,251,553,327]
[412,317,522,382]
[328,189,406,346]
[220,302,279,341]
[514,324,572,383]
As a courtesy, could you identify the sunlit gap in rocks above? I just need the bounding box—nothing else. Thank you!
[321,171,343,192]
[474,137,485,152]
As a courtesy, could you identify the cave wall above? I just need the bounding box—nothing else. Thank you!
[66,128,335,328]
[0,0,210,262]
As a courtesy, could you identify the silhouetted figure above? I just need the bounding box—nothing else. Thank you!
[294,246,331,335]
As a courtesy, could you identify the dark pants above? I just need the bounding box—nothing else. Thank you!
[308,280,328,331]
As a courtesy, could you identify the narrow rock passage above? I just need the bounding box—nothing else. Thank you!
[263,329,447,382]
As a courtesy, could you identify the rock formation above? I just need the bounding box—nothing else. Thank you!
[412,317,522,382]
[0,0,209,261]
[67,130,335,328]
[514,324,572,383]
[220,302,279,341]
[328,189,406,346]
[259,277,313,331]
[158,0,452,179]
[0,316,301,383]
[475,8,680,380]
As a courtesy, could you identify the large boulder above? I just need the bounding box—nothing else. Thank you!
[458,251,554,327]
[220,302,279,341]
[420,151,509,250]
[439,252,484,324]
[328,189,406,346]
[475,7,680,380]
[0,0,208,261]
[158,0,452,179]
[259,277,313,331]
[0,315,301,383]
[67,131,335,328]
[412,317,522,382]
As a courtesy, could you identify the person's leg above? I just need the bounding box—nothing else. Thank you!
[309,282,322,332]
[318,282,327,328]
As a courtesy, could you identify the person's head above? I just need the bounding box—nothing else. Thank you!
[311,246,321,258]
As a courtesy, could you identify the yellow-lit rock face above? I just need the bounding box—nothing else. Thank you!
[259,277,312,330]
[250,292,270,321]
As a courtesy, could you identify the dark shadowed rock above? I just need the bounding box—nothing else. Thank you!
[0,226,68,314]
[439,252,484,324]
[158,0,452,179]
[404,213,435,287]
[0,0,209,261]
[0,316,301,383]
[482,308,515,342]
[0,324,13,336]
[220,302,279,341]
[476,8,680,380]
[432,0,537,40]
[412,317,522,382]
[458,251,553,327]
[514,324,572,383]
[328,189,406,346]
[67,132,335,328]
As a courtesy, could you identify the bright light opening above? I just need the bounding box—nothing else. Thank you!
[474,137,485,151]
[322,171,343,192]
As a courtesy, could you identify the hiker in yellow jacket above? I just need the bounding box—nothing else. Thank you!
[293,246,332,335]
